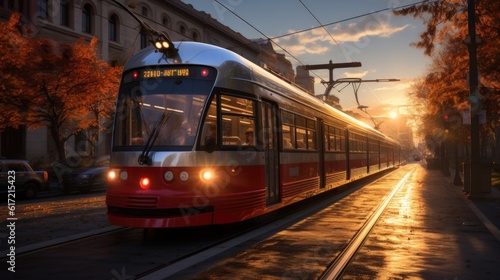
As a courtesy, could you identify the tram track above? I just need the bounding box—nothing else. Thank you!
[3,166,415,279]
[182,164,417,279]
[120,173,384,279]
[0,225,125,257]
[319,168,415,279]
[133,166,417,279]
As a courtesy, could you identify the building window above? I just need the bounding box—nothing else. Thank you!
[60,1,69,26]
[109,14,118,42]
[82,4,92,34]
[162,16,168,26]
[37,0,48,20]
[180,25,185,35]
[141,7,147,17]
[192,32,198,41]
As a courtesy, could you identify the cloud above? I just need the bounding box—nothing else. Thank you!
[331,16,409,43]
[275,17,410,56]
[374,83,410,91]
[342,70,369,78]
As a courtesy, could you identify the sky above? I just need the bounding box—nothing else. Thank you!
[180,0,431,119]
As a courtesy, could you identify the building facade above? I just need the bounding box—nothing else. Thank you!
[0,0,303,161]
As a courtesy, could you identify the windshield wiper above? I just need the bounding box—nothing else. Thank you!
[138,113,168,165]
[131,98,151,136]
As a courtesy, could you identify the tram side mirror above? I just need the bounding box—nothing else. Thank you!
[204,136,216,153]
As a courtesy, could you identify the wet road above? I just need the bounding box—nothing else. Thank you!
[0,191,109,252]
[2,163,499,279]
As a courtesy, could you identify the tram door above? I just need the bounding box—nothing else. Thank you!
[262,100,281,205]
[317,118,325,188]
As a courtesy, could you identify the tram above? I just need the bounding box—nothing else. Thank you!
[106,41,403,228]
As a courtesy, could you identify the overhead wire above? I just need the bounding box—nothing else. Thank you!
[297,0,341,50]
[110,0,427,107]
[212,0,336,95]
[212,0,427,106]
[297,0,356,104]
[212,0,308,69]
[269,0,428,41]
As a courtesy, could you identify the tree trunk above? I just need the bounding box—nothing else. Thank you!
[50,125,66,161]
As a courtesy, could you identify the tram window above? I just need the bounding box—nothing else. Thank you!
[360,135,367,152]
[350,133,367,152]
[307,119,315,129]
[220,95,253,116]
[220,94,255,146]
[282,111,294,125]
[296,128,306,149]
[306,119,316,150]
[282,124,295,149]
[241,121,254,146]
[351,134,356,152]
[221,115,250,145]
[295,116,306,128]
[307,130,316,150]
[324,125,333,151]
[336,128,344,151]
[201,98,217,147]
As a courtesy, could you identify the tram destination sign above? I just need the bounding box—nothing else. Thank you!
[142,68,190,78]
[125,66,215,83]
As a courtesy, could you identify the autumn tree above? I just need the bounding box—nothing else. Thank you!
[0,14,122,161]
[395,0,499,158]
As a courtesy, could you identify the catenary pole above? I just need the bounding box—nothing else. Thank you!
[466,0,481,198]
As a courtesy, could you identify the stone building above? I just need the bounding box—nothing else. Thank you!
[0,0,306,160]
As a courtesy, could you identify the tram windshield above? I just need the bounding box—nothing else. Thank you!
[113,66,217,149]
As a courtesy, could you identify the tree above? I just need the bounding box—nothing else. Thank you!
[0,14,122,161]
[395,0,499,158]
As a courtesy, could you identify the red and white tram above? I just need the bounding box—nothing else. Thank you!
[106,41,403,228]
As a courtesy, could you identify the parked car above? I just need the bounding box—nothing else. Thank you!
[61,155,109,193]
[0,159,49,199]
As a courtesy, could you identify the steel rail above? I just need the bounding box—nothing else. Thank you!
[319,167,416,280]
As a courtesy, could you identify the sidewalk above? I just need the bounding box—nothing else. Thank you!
[467,181,500,242]
[446,165,500,241]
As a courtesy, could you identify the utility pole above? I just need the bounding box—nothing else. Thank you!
[301,60,362,97]
[465,0,481,198]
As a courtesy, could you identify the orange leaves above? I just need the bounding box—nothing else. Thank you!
[399,0,499,143]
[0,14,123,159]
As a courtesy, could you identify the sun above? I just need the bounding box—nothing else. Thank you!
[390,111,398,119]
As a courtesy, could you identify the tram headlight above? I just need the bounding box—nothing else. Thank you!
[153,37,177,57]
[200,169,214,182]
[108,169,128,181]
[108,170,117,180]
